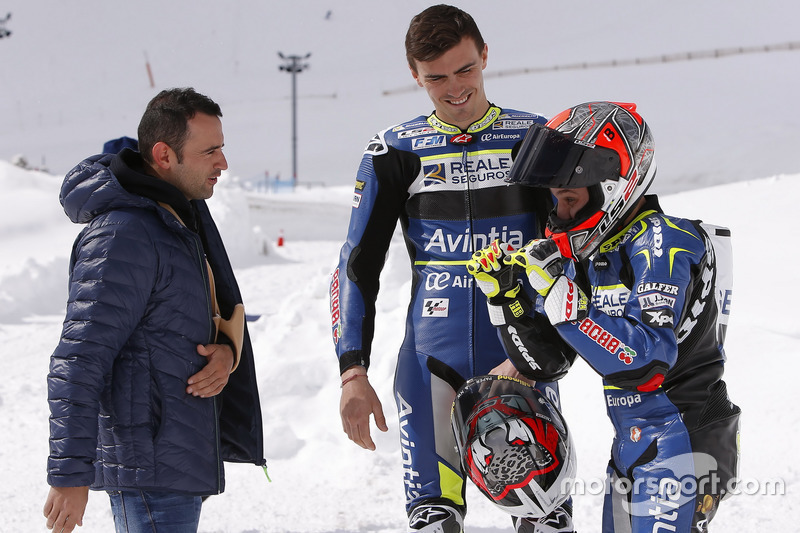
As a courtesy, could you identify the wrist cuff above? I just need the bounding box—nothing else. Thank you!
[487,295,532,326]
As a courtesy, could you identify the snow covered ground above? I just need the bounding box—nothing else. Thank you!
[0,159,796,532]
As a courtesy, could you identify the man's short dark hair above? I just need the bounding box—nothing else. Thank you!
[138,87,222,164]
[405,4,485,72]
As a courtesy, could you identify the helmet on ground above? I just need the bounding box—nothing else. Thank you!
[507,101,656,261]
[451,375,576,518]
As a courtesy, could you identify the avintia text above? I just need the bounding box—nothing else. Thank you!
[424,226,524,254]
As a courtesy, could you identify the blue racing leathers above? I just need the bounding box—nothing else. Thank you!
[330,106,560,515]
[500,196,740,532]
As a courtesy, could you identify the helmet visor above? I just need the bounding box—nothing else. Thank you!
[507,123,621,189]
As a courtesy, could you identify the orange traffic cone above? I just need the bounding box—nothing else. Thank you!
[277,229,284,247]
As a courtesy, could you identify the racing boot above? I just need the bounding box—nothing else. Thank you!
[408,502,464,533]
[512,501,574,533]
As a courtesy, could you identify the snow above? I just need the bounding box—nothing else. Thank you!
[1,158,797,532]
[1,0,798,530]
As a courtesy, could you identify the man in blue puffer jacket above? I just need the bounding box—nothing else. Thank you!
[43,88,264,533]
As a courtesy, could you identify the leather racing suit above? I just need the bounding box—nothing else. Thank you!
[330,106,558,516]
[499,196,741,532]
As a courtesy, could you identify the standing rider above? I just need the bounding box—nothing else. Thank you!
[330,5,573,533]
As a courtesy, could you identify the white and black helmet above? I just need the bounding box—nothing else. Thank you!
[451,375,576,518]
[507,101,656,261]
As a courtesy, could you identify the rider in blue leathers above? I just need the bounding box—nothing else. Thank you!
[330,6,574,533]
[331,103,553,521]
[468,102,741,532]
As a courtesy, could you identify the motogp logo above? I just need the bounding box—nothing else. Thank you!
[423,298,449,317]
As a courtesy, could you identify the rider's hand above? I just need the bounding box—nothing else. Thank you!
[505,238,565,296]
[467,240,519,300]
[467,240,532,325]
[339,366,388,451]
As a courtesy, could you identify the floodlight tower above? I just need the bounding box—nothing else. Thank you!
[278,52,311,186]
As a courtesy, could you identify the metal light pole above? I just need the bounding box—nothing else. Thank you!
[278,52,310,186]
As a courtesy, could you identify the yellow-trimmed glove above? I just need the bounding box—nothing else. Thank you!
[542,275,589,326]
[467,240,517,298]
[467,240,532,325]
[505,239,588,325]
[505,238,565,296]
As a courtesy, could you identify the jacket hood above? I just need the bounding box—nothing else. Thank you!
[60,153,155,224]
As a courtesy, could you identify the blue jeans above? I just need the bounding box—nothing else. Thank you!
[108,490,203,533]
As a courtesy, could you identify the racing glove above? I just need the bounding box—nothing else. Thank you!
[467,240,532,326]
[542,275,589,326]
[506,239,588,326]
[505,238,565,296]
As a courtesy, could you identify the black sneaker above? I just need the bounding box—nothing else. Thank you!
[408,503,464,533]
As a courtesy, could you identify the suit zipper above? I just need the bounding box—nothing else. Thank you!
[462,143,478,377]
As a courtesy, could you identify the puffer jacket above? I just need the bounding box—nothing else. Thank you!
[46,153,264,495]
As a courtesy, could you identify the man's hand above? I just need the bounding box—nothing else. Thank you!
[467,240,532,325]
[506,238,565,296]
[339,366,388,451]
[187,343,234,397]
[466,240,518,299]
[43,486,89,533]
[505,239,587,325]
[489,358,535,385]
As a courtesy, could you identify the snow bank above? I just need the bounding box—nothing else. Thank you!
[3,159,798,532]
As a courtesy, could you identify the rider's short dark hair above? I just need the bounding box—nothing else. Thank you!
[405,4,485,71]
